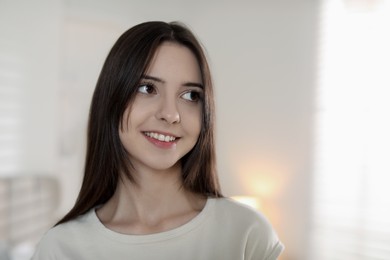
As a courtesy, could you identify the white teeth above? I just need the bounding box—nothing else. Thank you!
[144,132,176,142]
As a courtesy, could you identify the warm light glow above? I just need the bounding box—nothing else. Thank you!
[247,172,280,198]
[231,196,262,211]
[236,158,287,199]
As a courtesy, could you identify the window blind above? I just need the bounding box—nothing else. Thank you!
[0,48,24,175]
[310,1,390,259]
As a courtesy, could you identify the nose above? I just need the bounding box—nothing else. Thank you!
[156,97,180,124]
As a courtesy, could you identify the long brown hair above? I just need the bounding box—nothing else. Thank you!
[56,21,221,226]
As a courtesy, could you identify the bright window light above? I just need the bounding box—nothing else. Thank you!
[311,0,390,259]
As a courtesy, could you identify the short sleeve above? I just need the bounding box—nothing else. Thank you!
[31,231,57,260]
[244,217,284,260]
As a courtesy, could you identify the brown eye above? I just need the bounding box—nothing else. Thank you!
[181,91,201,102]
[138,84,156,94]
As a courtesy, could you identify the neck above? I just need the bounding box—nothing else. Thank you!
[96,163,206,234]
[119,165,186,211]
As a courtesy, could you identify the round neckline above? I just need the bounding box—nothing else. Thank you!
[89,197,215,244]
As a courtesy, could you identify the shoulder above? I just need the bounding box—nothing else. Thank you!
[211,197,271,227]
[210,198,284,259]
[32,209,95,259]
[44,209,94,239]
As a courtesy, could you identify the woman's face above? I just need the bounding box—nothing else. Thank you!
[120,42,203,173]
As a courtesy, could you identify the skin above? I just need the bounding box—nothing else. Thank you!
[96,42,207,235]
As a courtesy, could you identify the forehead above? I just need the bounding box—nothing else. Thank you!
[145,42,202,83]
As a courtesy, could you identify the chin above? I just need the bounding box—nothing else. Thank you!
[156,162,182,172]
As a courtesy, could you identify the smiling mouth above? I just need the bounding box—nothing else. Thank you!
[143,132,178,142]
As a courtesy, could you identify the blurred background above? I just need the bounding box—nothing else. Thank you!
[1,0,389,259]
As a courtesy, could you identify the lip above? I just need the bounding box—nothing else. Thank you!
[142,131,180,149]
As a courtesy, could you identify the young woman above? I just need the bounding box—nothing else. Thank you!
[32,21,284,260]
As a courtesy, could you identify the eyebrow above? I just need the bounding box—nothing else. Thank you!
[142,75,204,89]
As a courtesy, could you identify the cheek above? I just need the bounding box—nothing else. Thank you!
[181,105,202,136]
[125,99,153,127]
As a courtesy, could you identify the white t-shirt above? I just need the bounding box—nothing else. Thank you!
[32,198,284,260]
